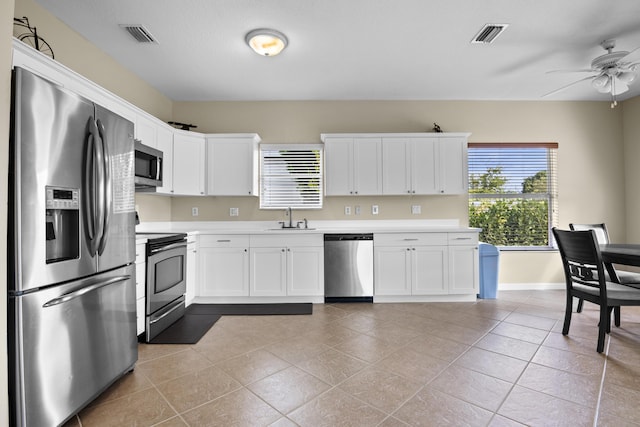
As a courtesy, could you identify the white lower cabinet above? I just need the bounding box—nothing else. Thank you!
[374,233,448,296]
[374,232,477,300]
[249,234,324,298]
[135,242,146,336]
[198,235,249,297]
[185,234,198,305]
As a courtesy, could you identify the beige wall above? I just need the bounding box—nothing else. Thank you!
[2,2,14,425]
[623,96,640,242]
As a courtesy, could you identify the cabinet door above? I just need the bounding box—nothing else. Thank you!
[185,239,198,305]
[324,137,353,195]
[199,247,249,297]
[207,138,257,196]
[353,137,382,195]
[412,138,439,194]
[250,247,287,296]
[412,246,448,295]
[439,137,467,194]
[287,246,324,296]
[382,138,411,195]
[448,245,479,294]
[135,114,157,148]
[155,126,174,194]
[374,246,411,295]
[173,133,205,195]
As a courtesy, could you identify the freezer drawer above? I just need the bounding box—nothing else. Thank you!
[9,264,138,427]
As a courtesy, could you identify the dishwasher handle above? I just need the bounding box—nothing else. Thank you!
[324,233,373,241]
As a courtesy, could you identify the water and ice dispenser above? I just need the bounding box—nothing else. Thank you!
[45,186,80,263]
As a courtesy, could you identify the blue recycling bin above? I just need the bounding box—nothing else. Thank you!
[478,242,500,299]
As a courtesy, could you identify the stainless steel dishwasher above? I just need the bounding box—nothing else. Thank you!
[324,234,374,302]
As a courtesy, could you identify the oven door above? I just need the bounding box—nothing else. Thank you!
[146,242,186,315]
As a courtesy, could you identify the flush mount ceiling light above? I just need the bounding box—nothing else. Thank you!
[245,29,288,56]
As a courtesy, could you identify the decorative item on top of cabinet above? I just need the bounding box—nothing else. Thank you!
[206,134,261,196]
[321,135,382,196]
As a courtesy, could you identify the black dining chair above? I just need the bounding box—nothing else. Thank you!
[569,223,640,313]
[553,228,640,353]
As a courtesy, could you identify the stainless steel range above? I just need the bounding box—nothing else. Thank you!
[137,232,188,341]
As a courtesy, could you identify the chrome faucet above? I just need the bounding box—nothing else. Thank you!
[287,206,293,228]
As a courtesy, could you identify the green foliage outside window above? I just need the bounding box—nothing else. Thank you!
[469,167,551,247]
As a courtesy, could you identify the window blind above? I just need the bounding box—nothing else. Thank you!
[468,143,558,248]
[260,144,323,209]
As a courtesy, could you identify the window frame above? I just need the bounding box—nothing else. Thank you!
[468,142,558,251]
[259,143,324,210]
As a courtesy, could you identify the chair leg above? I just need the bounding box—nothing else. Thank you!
[597,305,609,353]
[563,293,573,335]
[614,306,621,327]
[577,298,584,313]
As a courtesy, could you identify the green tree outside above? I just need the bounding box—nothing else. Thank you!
[469,167,550,246]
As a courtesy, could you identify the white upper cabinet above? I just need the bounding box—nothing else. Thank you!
[438,136,468,194]
[206,134,260,196]
[155,125,174,194]
[173,132,206,196]
[323,136,382,196]
[382,137,438,195]
[323,133,469,197]
[135,114,158,148]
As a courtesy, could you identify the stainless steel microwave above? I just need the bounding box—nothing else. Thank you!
[134,140,163,191]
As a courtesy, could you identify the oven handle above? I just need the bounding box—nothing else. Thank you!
[149,242,187,255]
[149,300,184,325]
[42,275,131,307]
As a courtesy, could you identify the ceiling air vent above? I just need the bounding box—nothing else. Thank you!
[471,24,509,44]
[120,25,158,43]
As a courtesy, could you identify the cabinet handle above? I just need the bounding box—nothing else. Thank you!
[282,249,286,252]
[406,248,411,251]
[454,237,472,240]
[412,248,415,251]
[403,238,419,241]
[217,239,231,242]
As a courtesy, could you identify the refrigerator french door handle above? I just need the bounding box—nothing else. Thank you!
[42,275,131,307]
[93,119,106,253]
[96,119,111,256]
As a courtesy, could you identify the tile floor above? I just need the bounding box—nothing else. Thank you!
[63,290,640,426]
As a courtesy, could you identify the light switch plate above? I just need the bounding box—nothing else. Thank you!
[345,206,352,215]
[191,207,199,216]
[411,205,421,214]
[230,207,239,216]
[372,205,379,215]
[355,205,361,215]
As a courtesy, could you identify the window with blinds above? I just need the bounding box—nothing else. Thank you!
[468,143,558,249]
[260,144,323,209]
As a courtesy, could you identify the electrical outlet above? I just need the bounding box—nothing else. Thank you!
[345,206,352,215]
[191,207,199,217]
[372,205,379,215]
[230,207,239,217]
[355,205,361,215]
[411,205,421,214]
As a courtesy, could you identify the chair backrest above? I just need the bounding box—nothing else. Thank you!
[569,223,610,244]
[553,228,607,295]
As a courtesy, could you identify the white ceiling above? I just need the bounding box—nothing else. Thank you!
[36,0,640,102]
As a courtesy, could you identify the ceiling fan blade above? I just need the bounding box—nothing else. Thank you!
[620,46,640,62]
[546,69,595,74]
[542,75,595,98]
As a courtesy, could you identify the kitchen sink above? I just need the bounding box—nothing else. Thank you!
[265,227,316,231]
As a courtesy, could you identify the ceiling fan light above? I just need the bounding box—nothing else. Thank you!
[245,29,288,56]
[612,80,630,95]
[592,74,610,90]
[617,71,637,85]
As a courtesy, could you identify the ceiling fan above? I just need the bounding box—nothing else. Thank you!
[544,39,640,108]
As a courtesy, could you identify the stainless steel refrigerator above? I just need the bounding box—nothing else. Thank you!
[8,67,138,427]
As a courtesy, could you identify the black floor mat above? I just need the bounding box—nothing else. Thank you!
[147,303,312,344]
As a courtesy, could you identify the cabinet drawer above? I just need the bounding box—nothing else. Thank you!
[199,234,249,248]
[448,233,479,245]
[250,234,323,248]
[374,233,447,246]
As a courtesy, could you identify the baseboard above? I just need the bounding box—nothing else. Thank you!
[498,282,565,291]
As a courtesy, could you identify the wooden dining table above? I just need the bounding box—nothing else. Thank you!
[600,244,640,268]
